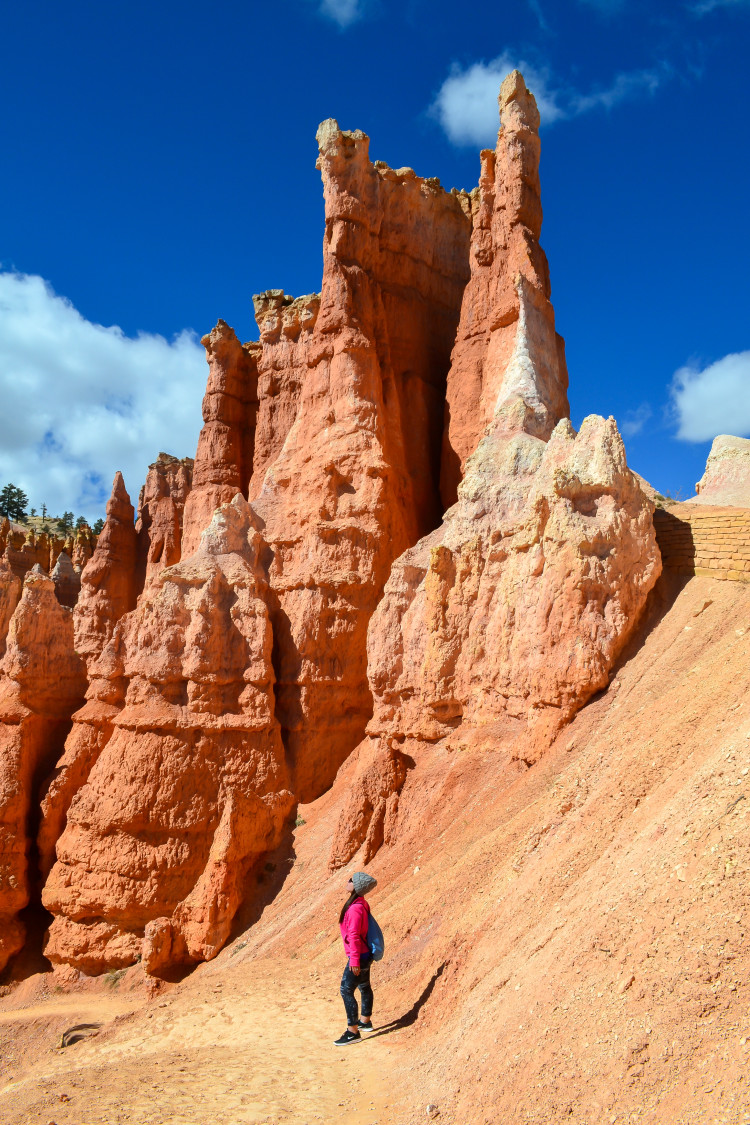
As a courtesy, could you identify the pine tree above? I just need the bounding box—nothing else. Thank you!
[58,511,75,534]
[75,515,88,531]
[93,517,105,536]
[0,483,29,522]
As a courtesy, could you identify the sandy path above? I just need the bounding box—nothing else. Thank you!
[0,959,396,1125]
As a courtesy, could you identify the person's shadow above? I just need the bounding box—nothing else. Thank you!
[365,963,445,1039]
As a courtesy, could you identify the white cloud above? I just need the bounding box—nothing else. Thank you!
[671,350,750,442]
[0,272,207,523]
[319,0,364,27]
[621,402,652,437]
[431,54,668,146]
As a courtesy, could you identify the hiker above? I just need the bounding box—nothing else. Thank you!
[334,870,377,1045]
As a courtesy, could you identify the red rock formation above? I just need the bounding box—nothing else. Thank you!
[71,526,97,573]
[251,120,471,802]
[180,323,258,556]
[440,70,569,508]
[694,434,750,506]
[36,474,139,882]
[135,452,194,589]
[43,496,293,974]
[0,568,86,971]
[248,291,320,495]
[328,76,657,869]
[4,527,50,582]
[331,414,661,868]
[0,555,22,660]
[50,551,80,608]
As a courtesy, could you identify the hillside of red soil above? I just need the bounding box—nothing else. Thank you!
[1,569,748,1124]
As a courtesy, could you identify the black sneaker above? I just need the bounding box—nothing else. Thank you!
[334,1029,361,1045]
[357,1019,374,1031]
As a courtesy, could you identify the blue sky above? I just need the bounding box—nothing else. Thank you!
[1,0,748,519]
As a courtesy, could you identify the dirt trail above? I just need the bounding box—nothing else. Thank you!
[0,959,396,1125]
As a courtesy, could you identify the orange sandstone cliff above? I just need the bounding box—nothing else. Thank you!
[0,71,665,979]
[42,496,293,974]
[329,74,659,869]
[0,569,86,971]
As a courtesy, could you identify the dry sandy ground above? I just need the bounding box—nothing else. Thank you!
[0,960,396,1124]
[1,572,749,1125]
[237,574,750,1124]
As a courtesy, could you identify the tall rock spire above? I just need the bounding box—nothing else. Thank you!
[180,321,259,556]
[37,473,138,880]
[251,119,471,801]
[440,70,569,508]
[0,568,86,970]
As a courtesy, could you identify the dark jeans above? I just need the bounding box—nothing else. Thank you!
[340,958,373,1026]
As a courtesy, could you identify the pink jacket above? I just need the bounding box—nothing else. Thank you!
[339,896,370,969]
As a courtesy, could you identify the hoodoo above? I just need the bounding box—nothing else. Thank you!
[43,496,293,974]
[329,73,660,869]
[0,568,86,971]
[0,70,663,975]
[250,118,472,801]
[36,473,139,882]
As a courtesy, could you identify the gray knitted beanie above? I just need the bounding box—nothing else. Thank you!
[352,871,377,895]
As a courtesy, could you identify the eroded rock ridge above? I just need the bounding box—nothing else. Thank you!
[0,71,663,975]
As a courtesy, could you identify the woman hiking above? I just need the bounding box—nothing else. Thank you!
[335,871,377,1045]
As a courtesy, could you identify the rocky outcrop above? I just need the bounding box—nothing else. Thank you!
[332,415,661,868]
[0,555,22,660]
[37,474,139,881]
[0,70,669,975]
[4,528,51,582]
[440,71,569,508]
[329,76,657,869]
[694,434,750,507]
[136,452,194,589]
[0,524,95,593]
[51,551,80,608]
[0,568,86,971]
[43,497,293,974]
[180,323,258,557]
[248,291,320,495]
[251,120,471,802]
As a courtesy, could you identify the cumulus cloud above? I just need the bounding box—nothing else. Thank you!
[431,53,668,146]
[671,350,750,442]
[0,272,206,524]
[318,0,365,27]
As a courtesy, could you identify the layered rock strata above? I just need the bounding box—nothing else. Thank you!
[251,120,472,801]
[43,497,293,974]
[135,452,194,589]
[180,323,258,556]
[0,568,86,971]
